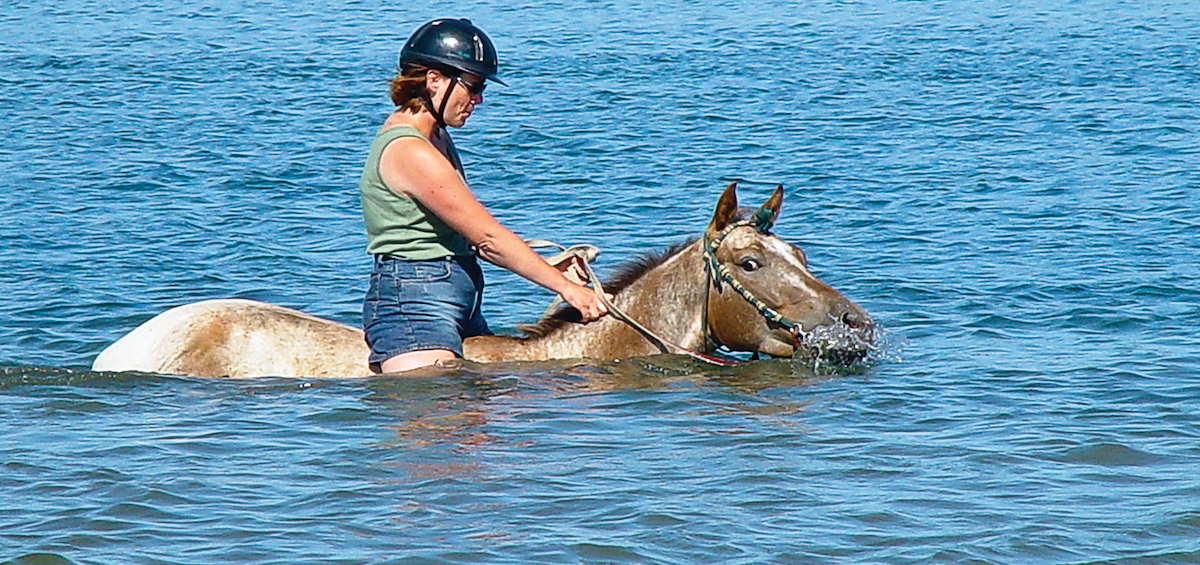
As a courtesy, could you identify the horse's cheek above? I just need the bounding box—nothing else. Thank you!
[709,298,764,351]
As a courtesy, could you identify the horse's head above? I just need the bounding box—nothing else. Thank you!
[703,182,876,364]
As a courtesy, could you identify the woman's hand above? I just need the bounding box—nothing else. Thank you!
[558,283,610,323]
[548,253,612,322]
[549,254,589,286]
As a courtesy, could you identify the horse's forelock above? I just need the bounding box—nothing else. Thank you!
[731,207,760,224]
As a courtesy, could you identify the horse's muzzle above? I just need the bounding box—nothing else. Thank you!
[792,314,877,366]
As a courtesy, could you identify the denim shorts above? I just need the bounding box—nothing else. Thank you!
[362,254,492,367]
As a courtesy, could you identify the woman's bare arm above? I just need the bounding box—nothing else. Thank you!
[379,138,607,320]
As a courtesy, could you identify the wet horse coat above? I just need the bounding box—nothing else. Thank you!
[92,184,874,377]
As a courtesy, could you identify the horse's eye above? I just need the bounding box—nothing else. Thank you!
[739,258,761,272]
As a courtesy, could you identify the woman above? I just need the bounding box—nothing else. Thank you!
[360,18,608,374]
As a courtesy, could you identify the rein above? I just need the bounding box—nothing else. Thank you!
[527,240,739,367]
[529,215,810,365]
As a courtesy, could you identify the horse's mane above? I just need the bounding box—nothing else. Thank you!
[517,237,699,339]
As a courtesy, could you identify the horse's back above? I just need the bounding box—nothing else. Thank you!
[92,299,370,378]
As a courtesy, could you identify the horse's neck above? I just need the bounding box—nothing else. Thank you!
[535,240,710,359]
[611,240,710,349]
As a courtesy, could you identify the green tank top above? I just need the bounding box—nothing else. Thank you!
[360,125,472,259]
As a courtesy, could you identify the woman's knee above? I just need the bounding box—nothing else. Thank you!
[377,349,457,374]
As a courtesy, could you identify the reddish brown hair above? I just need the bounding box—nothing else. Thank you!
[389,66,430,112]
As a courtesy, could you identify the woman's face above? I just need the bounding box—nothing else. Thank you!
[429,71,485,128]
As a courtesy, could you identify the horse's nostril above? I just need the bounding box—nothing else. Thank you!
[841,311,867,329]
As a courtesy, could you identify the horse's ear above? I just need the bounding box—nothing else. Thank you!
[758,184,784,229]
[707,182,739,237]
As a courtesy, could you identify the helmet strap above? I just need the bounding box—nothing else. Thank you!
[420,74,459,130]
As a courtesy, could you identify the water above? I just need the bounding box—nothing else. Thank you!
[3,0,1199,562]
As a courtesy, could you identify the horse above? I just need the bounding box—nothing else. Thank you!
[91,183,875,378]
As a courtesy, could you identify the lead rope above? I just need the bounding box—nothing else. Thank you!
[527,240,739,367]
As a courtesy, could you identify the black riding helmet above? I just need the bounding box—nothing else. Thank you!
[399,18,506,85]
[399,18,504,129]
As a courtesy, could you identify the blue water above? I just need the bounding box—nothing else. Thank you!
[3,0,1199,563]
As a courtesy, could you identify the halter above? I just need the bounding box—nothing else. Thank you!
[702,213,810,352]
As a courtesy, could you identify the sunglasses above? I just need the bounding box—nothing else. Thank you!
[454,75,487,96]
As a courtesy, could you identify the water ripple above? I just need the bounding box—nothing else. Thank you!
[4,0,1200,563]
